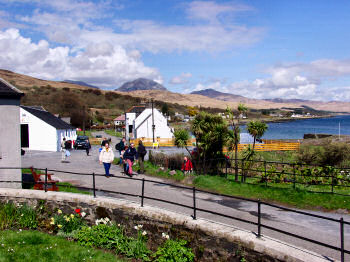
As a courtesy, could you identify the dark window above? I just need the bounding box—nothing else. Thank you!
[21,124,29,147]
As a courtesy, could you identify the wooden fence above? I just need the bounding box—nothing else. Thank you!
[129,137,300,151]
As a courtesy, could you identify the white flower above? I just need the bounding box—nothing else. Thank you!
[18,229,22,232]
[165,235,170,239]
[20,214,24,217]
[117,224,121,227]
[134,226,138,230]
[105,217,110,222]
[81,212,86,217]
[137,224,143,230]
[142,231,147,236]
[162,232,170,239]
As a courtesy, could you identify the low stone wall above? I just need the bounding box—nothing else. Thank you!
[0,189,330,262]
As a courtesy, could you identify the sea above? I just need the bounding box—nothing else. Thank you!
[241,115,350,140]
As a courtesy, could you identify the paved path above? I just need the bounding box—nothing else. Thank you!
[21,139,350,261]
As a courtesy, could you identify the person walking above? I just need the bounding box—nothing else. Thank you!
[137,140,147,174]
[115,137,126,165]
[99,143,115,177]
[64,139,71,162]
[123,143,137,176]
[85,140,91,156]
[61,138,66,162]
[181,156,193,175]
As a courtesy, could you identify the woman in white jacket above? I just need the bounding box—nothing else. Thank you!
[99,143,115,177]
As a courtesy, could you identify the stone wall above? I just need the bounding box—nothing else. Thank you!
[0,189,328,262]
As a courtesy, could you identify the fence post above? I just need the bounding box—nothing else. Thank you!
[340,217,344,262]
[192,187,196,220]
[141,178,145,207]
[241,159,244,183]
[264,161,267,187]
[44,168,48,192]
[92,173,96,198]
[257,199,261,238]
[293,164,296,189]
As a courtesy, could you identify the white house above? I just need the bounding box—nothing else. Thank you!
[125,106,173,141]
[0,78,24,188]
[20,106,77,152]
[113,115,125,126]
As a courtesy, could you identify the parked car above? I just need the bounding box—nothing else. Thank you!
[74,136,90,150]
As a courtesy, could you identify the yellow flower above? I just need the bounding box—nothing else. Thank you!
[57,209,62,214]
[58,224,62,228]
[70,214,74,219]
[50,221,55,225]
[65,217,70,222]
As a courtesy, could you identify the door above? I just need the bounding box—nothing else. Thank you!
[21,124,29,148]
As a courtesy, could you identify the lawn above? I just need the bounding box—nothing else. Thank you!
[77,130,93,137]
[0,230,122,262]
[104,129,122,138]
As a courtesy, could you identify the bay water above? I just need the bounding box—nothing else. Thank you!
[241,115,350,139]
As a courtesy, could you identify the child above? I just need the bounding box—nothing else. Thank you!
[181,156,193,175]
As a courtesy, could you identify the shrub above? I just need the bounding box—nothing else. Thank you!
[153,239,194,262]
[51,209,86,234]
[0,203,37,230]
[75,223,125,251]
[149,152,184,170]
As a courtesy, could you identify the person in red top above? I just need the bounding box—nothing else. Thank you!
[181,156,193,174]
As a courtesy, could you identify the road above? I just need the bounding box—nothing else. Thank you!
[20,132,350,262]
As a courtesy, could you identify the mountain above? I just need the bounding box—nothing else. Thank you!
[265,98,309,103]
[192,89,248,101]
[117,78,167,92]
[62,80,99,89]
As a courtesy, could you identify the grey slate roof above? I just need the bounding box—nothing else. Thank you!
[0,78,24,98]
[21,106,75,130]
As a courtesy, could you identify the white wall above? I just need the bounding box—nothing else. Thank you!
[20,108,77,152]
[0,100,21,188]
[134,108,173,139]
[125,113,136,141]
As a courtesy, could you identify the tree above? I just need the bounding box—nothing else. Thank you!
[161,103,169,115]
[192,111,228,174]
[226,103,248,181]
[247,121,268,150]
[187,106,198,117]
[174,129,192,155]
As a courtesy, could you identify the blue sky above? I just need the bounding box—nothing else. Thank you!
[0,0,350,101]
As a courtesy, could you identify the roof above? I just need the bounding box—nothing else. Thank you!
[127,105,146,117]
[114,115,125,121]
[21,106,75,130]
[0,78,24,98]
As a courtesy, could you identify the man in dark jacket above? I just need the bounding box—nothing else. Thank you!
[116,137,126,165]
[137,140,147,174]
[123,143,137,176]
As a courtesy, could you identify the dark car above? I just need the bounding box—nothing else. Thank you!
[74,136,90,150]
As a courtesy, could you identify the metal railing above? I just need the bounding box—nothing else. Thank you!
[149,156,350,196]
[0,166,349,262]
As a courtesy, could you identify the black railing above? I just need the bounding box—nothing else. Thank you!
[0,166,349,262]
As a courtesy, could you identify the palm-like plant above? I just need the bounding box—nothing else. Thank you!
[226,104,247,181]
[247,121,268,150]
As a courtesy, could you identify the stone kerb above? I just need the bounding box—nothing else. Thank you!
[0,188,333,262]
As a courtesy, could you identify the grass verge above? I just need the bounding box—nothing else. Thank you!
[104,129,122,138]
[193,175,350,211]
[0,230,122,262]
[77,130,93,137]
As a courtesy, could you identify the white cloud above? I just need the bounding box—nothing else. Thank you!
[169,72,192,85]
[0,28,161,88]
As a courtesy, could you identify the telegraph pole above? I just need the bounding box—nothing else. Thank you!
[152,98,155,143]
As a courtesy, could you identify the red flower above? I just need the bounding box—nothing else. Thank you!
[75,208,81,214]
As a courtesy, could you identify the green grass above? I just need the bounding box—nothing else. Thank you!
[77,130,93,137]
[104,129,122,138]
[193,175,350,211]
[0,230,123,262]
[140,161,187,182]
[56,182,92,195]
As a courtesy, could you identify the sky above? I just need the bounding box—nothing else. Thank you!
[1,0,350,101]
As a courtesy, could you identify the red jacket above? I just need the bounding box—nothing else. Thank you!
[181,160,193,171]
